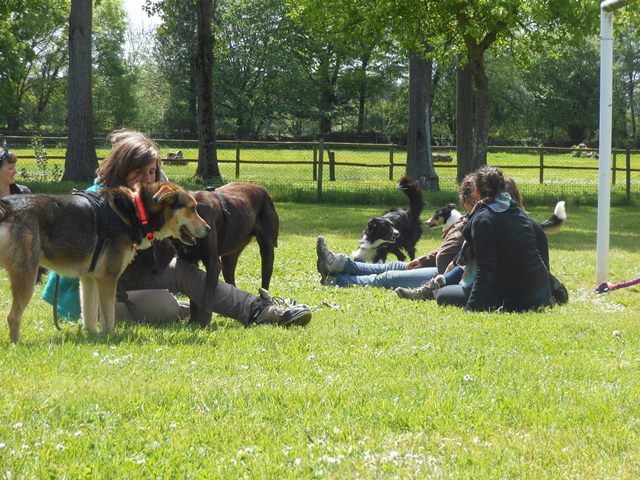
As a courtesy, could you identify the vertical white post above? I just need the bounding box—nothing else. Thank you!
[596,0,638,285]
[596,8,613,285]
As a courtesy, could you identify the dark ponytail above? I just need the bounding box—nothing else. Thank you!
[474,166,505,203]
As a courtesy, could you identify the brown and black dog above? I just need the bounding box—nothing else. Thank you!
[0,182,210,342]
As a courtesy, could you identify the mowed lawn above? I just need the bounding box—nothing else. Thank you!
[1,202,640,478]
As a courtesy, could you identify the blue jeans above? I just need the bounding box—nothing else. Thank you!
[335,259,438,289]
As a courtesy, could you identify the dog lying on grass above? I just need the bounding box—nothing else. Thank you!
[0,182,209,342]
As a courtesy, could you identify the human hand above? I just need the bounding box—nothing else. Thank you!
[407,259,420,270]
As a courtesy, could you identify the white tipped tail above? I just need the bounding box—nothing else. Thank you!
[554,201,567,221]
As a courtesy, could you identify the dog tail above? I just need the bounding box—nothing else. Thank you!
[397,175,423,219]
[539,200,566,235]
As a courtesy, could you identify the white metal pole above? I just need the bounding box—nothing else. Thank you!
[595,0,637,285]
[596,7,613,285]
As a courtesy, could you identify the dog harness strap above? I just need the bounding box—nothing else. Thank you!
[73,190,108,272]
[134,191,155,242]
[213,190,231,219]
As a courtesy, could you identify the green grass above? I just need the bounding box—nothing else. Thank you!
[2,203,640,478]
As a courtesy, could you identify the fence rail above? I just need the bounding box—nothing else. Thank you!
[10,138,640,203]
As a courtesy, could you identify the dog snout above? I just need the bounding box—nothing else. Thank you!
[194,214,211,238]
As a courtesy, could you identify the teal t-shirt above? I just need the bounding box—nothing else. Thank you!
[41,183,102,320]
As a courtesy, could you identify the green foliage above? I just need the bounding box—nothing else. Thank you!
[0,0,69,130]
[93,0,137,130]
[2,204,640,477]
[19,135,63,181]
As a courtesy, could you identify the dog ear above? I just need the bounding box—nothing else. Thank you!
[447,203,457,209]
[152,183,178,205]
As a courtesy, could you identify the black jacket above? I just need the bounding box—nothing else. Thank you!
[463,202,550,311]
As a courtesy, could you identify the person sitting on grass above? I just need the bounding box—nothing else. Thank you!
[42,129,312,328]
[315,174,476,290]
[437,166,556,312]
[396,172,568,308]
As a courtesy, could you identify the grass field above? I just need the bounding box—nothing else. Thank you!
[2,202,640,478]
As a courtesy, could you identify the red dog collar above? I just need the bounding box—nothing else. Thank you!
[133,190,155,242]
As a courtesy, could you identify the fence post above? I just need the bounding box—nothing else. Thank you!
[612,150,617,185]
[539,148,544,184]
[389,144,394,180]
[312,144,317,181]
[328,151,335,181]
[626,144,631,202]
[317,138,324,201]
[235,143,240,178]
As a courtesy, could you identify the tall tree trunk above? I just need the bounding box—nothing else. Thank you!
[195,0,220,179]
[63,0,97,181]
[406,51,438,191]
[628,70,638,147]
[456,62,474,181]
[468,45,489,170]
[357,53,370,135]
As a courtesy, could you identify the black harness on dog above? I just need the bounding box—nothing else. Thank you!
[72,190,139,272]
[205,186,231,221]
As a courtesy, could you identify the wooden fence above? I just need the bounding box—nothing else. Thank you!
[8,135,640,200]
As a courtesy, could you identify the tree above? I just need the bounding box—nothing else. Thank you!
[151,0,198,133]
[64,0,97,181]
[195,0,220,178]
[444,0,599,175]
[615,27,640,147]
[0,0,68,130]
[406,50,438,189]
[525,40,600,145]
[215,0,307,138]
[93,0,136,131]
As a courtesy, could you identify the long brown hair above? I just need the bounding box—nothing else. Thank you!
[96,130,162,187]
[458,173,476,207]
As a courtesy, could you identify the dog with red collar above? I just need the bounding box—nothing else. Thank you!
[0,181,210,342]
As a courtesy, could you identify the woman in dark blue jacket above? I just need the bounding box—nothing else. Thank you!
[463,166,553,312]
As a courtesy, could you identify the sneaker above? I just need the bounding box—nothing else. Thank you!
[395,274,446,300]
[249,288,312,327]
[316,236,348,275]
[177,300,191,320]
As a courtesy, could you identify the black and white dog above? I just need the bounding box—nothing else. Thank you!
[425,203,463,233]
[351,176,424,263]
[424,200,566,235]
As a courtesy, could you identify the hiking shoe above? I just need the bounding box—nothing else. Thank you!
[316,236,348,275]
[249,288,312,327]
[320,273,337,286]
[177,300,191,320]
[395,274,446,300]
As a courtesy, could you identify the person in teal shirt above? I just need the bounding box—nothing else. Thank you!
[42,129,312,327]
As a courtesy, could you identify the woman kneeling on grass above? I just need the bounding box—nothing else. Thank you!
[42,130,311,327]
[456,166,555,312]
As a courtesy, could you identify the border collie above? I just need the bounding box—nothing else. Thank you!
[351,176,423,263]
